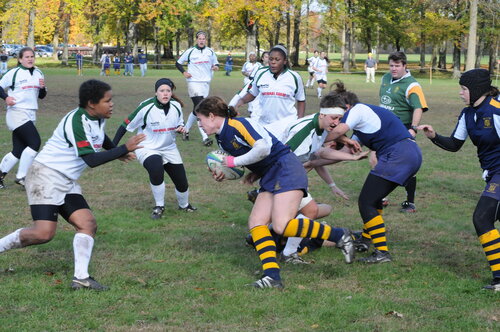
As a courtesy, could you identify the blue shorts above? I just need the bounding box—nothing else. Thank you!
[259,152,308,195]
[482,173,500,200]
[371,139,422,186]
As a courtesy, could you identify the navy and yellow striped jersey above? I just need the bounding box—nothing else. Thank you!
[452,96,500,176]
[215,117,289,177]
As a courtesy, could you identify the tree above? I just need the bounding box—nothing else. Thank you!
[465,0,478,70]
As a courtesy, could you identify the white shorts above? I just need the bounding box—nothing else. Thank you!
[136,148,183,165]
[299,192,313,210]
[316,73,327,82]
[25,161,82,206]
[6,108,36,131]
[187,82,210,98]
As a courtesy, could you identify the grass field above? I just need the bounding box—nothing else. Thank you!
[0,67,499,331]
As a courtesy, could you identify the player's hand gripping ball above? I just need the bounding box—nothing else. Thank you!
[206,150,245,180]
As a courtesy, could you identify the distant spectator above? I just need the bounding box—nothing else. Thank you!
[113,53,121,75]
[100,52,110,76]
[138,51,147,77]
[124,52,134,76]
[364,52,377,83]
[75,50,83,76]
[224,52,233,76]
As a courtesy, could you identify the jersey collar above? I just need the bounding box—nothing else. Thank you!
[312,113,323,135]
[390,70,411,84]
[195,45,206,51]
[80,107,100,121]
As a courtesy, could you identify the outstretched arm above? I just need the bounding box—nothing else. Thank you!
[418,125,465,152]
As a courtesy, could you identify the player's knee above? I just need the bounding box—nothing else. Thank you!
[271,222,287,235]
[34,228,56,244]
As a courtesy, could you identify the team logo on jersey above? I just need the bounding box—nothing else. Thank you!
[394,87,400,93]
[486,182,497,194]
[260,84,269,89]
[381,95,392,105]
[483,117,492,128]
[150,121,160,127]
[231,139,241,150]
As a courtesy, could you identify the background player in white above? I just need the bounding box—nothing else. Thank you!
[241,52,259,85]
[305,50,319,88]
[176,31,219,146]
[0,79,145,291]
[234,45,305,139]
[0,47,46,188]
[113,78,196,219]
[313,51,328,98]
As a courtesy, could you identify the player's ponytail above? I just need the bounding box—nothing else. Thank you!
[330,80,359,106]
[195,96,237,119]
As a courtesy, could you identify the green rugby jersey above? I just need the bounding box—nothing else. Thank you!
[379,72,428,124]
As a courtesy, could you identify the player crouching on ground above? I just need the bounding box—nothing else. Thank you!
[0,80,145,291]
[195,96,355,289]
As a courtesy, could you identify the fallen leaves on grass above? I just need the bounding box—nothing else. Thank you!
[385,311,404,318]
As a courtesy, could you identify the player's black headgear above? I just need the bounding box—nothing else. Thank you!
[459,69,492,106]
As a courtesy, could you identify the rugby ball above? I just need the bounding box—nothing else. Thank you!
[206,150,245,180]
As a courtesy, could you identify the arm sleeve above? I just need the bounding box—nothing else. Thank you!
[233,139,271,166]
[103,134,116,150]
[112,125,127,146]
[175,62,185,74]
[0,86,7,100]
[81,145,129,168]
[38,87,47,99]
[430,134,465,152]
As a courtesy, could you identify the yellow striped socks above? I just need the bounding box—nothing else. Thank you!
[250,225,280,280]
[364,215,388,252]
[283,218,344,243]
[479,229,500,278]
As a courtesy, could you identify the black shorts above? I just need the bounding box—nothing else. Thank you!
[317,79,327,84]
[308,71,315,77]
[30,194,90,222]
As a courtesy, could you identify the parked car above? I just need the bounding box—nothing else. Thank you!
[35,46,53,57]
[10,45,25,57]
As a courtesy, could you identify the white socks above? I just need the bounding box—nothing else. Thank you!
[0,228,23,252]
[73,233,94,279]
[151,182,165,207]
[185,112,197,132]
[0,152,19,174]
[317,87,322,98]
[197,122,209,141]
[176,188,189,208]
[16,147,37,179]
[283,237,303,256]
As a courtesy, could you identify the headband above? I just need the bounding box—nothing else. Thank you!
[155,78,174,91]
[319,107,345,116]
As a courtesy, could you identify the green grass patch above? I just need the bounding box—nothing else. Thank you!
[0,68,498,331]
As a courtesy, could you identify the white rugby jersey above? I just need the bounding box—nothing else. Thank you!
[314,58,328,80]
[242,61,261,84]
[307,56,318,72]
[0,65,44,110]
[121,98,184,151]
[35,107,107,180]
[177,46,218,83]
[248,67,305,125]
[283,113,327,161]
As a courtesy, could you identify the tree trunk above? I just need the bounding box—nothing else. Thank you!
[52,1,67,61]
[465,0,478,70]
[305,0,310,63]
[286,9,291,52]
[245,11,257,56]
[452,38,461,78]
[342,21,350,73]
[349,21,356,69]
[487,39,496,74]
[431,44,438,70]
[291,1,302,67]
[474,40,482,68]
[419,36,426,73]
[438,41,447,69]
[61,11,70,66]
[187,22,194,47]
[176,30,181,58]
[126,21,136,54]
[274,21,281,47]
[27,5,36,48]
[154,25,161,69]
